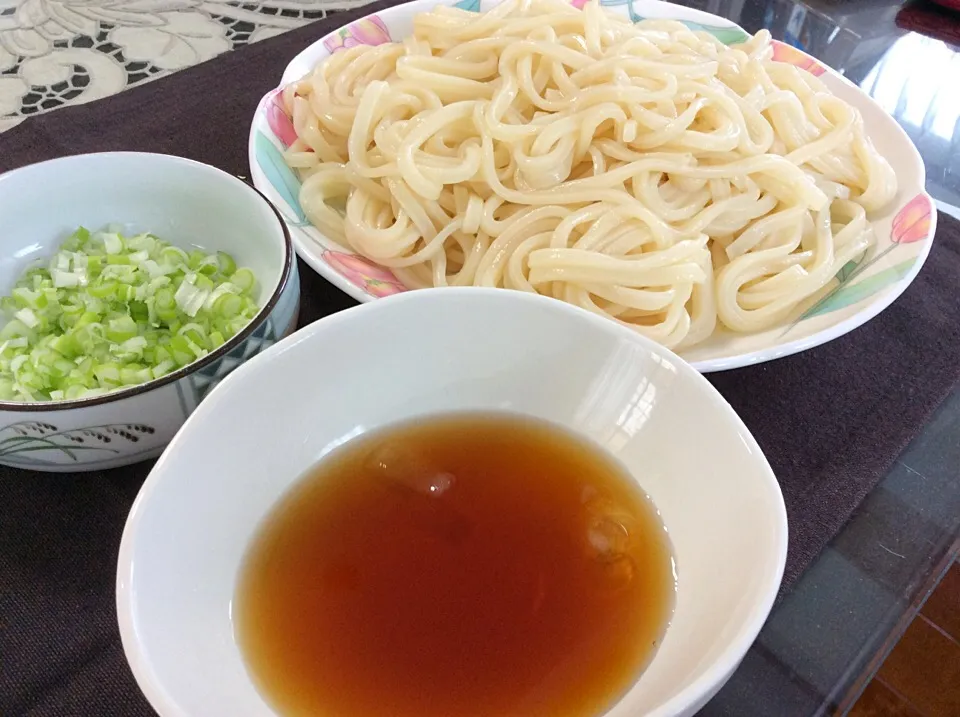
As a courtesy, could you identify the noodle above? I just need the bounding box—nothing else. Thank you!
[281,0,897,349]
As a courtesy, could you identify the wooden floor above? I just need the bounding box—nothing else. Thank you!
[849,559,960,716]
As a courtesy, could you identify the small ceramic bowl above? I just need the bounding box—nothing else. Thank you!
[118,288,787,717]
[0,152,300,472]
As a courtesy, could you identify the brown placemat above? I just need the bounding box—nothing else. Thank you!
[2,2,960,713]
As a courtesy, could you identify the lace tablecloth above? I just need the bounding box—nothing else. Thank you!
[0,0,374,133]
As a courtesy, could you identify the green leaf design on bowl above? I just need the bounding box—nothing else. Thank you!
[0,422,157,460]
[597,0,749,44]
[254,130,307,226]
[685,24,750,45]
[835,258,860,283]
[802,257,917,320]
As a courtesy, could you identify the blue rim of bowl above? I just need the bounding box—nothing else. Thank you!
[0,155,295,412]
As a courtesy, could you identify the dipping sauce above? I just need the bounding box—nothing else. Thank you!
[236,412,675,717]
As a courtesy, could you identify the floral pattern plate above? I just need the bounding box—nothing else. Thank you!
[248,0,936,373]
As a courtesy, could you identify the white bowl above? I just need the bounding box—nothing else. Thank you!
[117,288,787,717]
[0,152,300,471]
[249,0,935,373]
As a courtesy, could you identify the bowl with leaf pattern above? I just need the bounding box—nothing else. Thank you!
[249,0,935,373]
[0,152,300,472]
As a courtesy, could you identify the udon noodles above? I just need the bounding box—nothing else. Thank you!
[280,0,897,349]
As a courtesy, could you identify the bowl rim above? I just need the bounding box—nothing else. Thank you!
[116,287,788,717]
[0,151,295,412]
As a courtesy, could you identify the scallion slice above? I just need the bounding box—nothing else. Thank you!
[0,227,261,402]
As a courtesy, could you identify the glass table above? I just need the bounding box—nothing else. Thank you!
[705,386,960,715]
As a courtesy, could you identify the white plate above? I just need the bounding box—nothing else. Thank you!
[248,0,935,373]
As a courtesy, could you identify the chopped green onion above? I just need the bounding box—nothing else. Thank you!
[217,252,237,275]
[14,308,39,329]
[103,233,124,255]
[231,268,256,293]
[0,226,261,402]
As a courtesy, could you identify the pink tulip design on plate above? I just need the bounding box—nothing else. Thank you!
[571,0,590,8]
[829,193,933,281]
[264,88,298,148]
[853,193,934,271]
[787,193,934,328]
[771,40,826,76]
[323,16,392,54]
[891,193,933,245]
[323,251,406,297]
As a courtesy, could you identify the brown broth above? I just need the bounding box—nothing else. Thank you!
[236,412,675,717]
